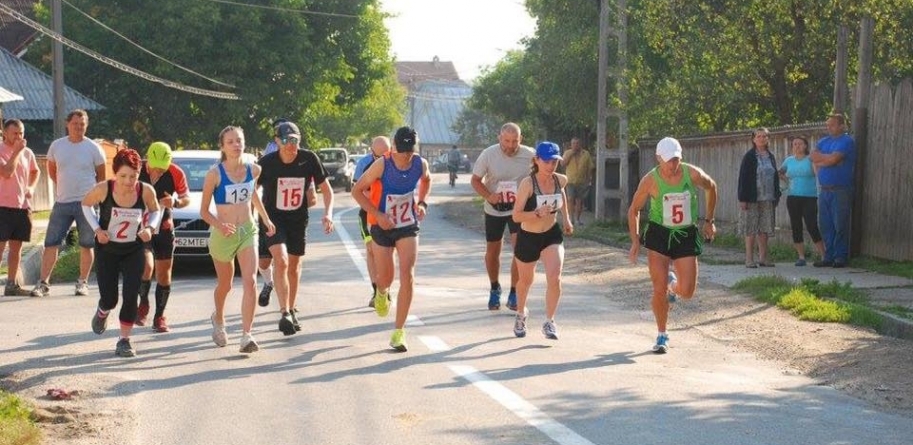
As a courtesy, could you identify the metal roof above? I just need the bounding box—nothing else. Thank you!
[0,85,22,102]
[396,58,460,87]
[0,47,104,120]
[406,79,472,146]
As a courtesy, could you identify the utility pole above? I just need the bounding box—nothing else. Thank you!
[594,0,610,220]
[851,17,873,257]
[51,0,65,138]
[833,26,848,114]
[617,0,629,216]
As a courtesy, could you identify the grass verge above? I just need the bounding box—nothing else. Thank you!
[52,246,82,283]
[0,390,42,445]
[732,276,885,332]
[30,210,51,220]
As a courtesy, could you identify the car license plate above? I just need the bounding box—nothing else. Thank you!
[176,237,208,248]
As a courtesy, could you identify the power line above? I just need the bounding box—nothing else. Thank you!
[204,0,360,18]
[0,3,239,100]
[61,0,235,88]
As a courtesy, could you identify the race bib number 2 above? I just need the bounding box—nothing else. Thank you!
[662,191,692,227]
[385,192,416,229]
[107,207,143,243]
[277,177,306,211]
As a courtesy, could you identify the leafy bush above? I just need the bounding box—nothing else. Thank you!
[0,390,41,445]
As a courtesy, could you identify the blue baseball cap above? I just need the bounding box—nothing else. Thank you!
[536,141,562,161]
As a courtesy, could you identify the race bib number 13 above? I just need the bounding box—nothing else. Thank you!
[662,191,692,227]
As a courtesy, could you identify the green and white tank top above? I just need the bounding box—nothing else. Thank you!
[648,164,698,228]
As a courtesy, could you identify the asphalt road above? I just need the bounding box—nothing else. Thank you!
[1,174,911,445]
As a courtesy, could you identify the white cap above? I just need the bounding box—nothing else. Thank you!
[656,137,683,162]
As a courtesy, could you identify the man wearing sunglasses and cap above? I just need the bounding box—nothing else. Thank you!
[627,137,718,354]
[257,121,335,336]
[136,142,191,332]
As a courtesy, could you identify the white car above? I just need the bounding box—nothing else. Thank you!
[169,150,256,259]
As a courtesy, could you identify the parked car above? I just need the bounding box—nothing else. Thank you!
[169,150,255,259]
[316,148,354,191]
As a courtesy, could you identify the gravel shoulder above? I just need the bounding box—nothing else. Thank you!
[440,196,913,418]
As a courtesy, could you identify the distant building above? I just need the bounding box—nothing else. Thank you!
[395,57,473,160]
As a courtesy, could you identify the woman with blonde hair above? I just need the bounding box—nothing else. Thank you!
[200,126,275,353]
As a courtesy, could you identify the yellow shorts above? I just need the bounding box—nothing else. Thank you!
[208,220,257,263]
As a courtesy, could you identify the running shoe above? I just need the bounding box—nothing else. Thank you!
[389,328,408,352]
[513,309,528,338]
[290,308,302,331]
[239,333,259,353]
[115,338,136,357]
[4,283,31,297]
[279,311,296,336]
[368,293,390,309]
[795,258,807,266]
[488,287,502,310]
[91,309,108,335]
[667,270,678,303]
[542,320,559,340]
[210,312,228,347]
[258,281,273,307]
[30,281,50,298]
[652,333,669,354]
[135,303,150,326]
[152,316,170,333]
[506,290,518,311]
[75,280,89,296]
[373,289,390,317]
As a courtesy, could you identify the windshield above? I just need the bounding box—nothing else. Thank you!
[318,150,345,163]
[172,158,219,191]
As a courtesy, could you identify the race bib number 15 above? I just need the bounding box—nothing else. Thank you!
[277,177,305,211]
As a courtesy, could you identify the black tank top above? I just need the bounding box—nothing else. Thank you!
[523,174,560,213]
[97,181,146,254]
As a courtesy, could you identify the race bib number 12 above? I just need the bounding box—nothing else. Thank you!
[385,192,416,229]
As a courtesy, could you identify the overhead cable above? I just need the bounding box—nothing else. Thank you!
[204,0,360,18]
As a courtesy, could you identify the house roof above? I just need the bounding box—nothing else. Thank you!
[0,0,39,55]
[0,85,23,102]
[0,47,104,120]
[406,79,472,146]
[396,57,460,88]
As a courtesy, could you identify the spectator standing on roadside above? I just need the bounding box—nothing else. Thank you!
[737,128,781,268]
[0,119,40,296]
[470,123,535,311]
[32,109,106,298]
[810,114,856,268]
[560,137,595,226]
[779,137,825,266]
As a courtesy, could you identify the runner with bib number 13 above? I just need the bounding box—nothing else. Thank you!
[627,137,718,354]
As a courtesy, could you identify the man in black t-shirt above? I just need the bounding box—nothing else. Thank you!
[257,121,335,335]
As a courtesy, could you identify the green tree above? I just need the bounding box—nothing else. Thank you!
[26,0,402,150]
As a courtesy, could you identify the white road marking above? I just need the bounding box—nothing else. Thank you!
[449,364,598,445]
[337,209,595,445]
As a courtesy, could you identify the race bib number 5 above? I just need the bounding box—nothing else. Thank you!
[107,207,143,243]
[277,177,306,211]
[662,191,692,227]
[385,192,416,229]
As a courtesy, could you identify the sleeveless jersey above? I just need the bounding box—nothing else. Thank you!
[367,156,423,228]
[98,180,146,254]
[139,161,189,228]
[213,163,255,205]
[522,174,563,213]
[649,164,698,228]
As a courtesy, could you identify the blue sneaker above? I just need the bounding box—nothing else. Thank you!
[506,290,517,311]
[488,288,501,310]
[652,333,669,354]
[667,271,678,303]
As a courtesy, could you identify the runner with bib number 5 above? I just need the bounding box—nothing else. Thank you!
[627,137,718,354]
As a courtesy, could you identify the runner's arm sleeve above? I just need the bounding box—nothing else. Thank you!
[145,209,163,231]
[81,205,101,232]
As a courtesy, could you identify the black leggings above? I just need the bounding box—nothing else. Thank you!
[96,247,145,325]
[786,196,822,244]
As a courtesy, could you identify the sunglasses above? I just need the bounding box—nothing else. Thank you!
[281,136,300,145]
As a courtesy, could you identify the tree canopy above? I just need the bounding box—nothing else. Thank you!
[461,0,913,145]
[26,0,404,150]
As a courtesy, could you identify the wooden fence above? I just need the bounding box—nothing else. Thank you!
[635,79,913,261]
